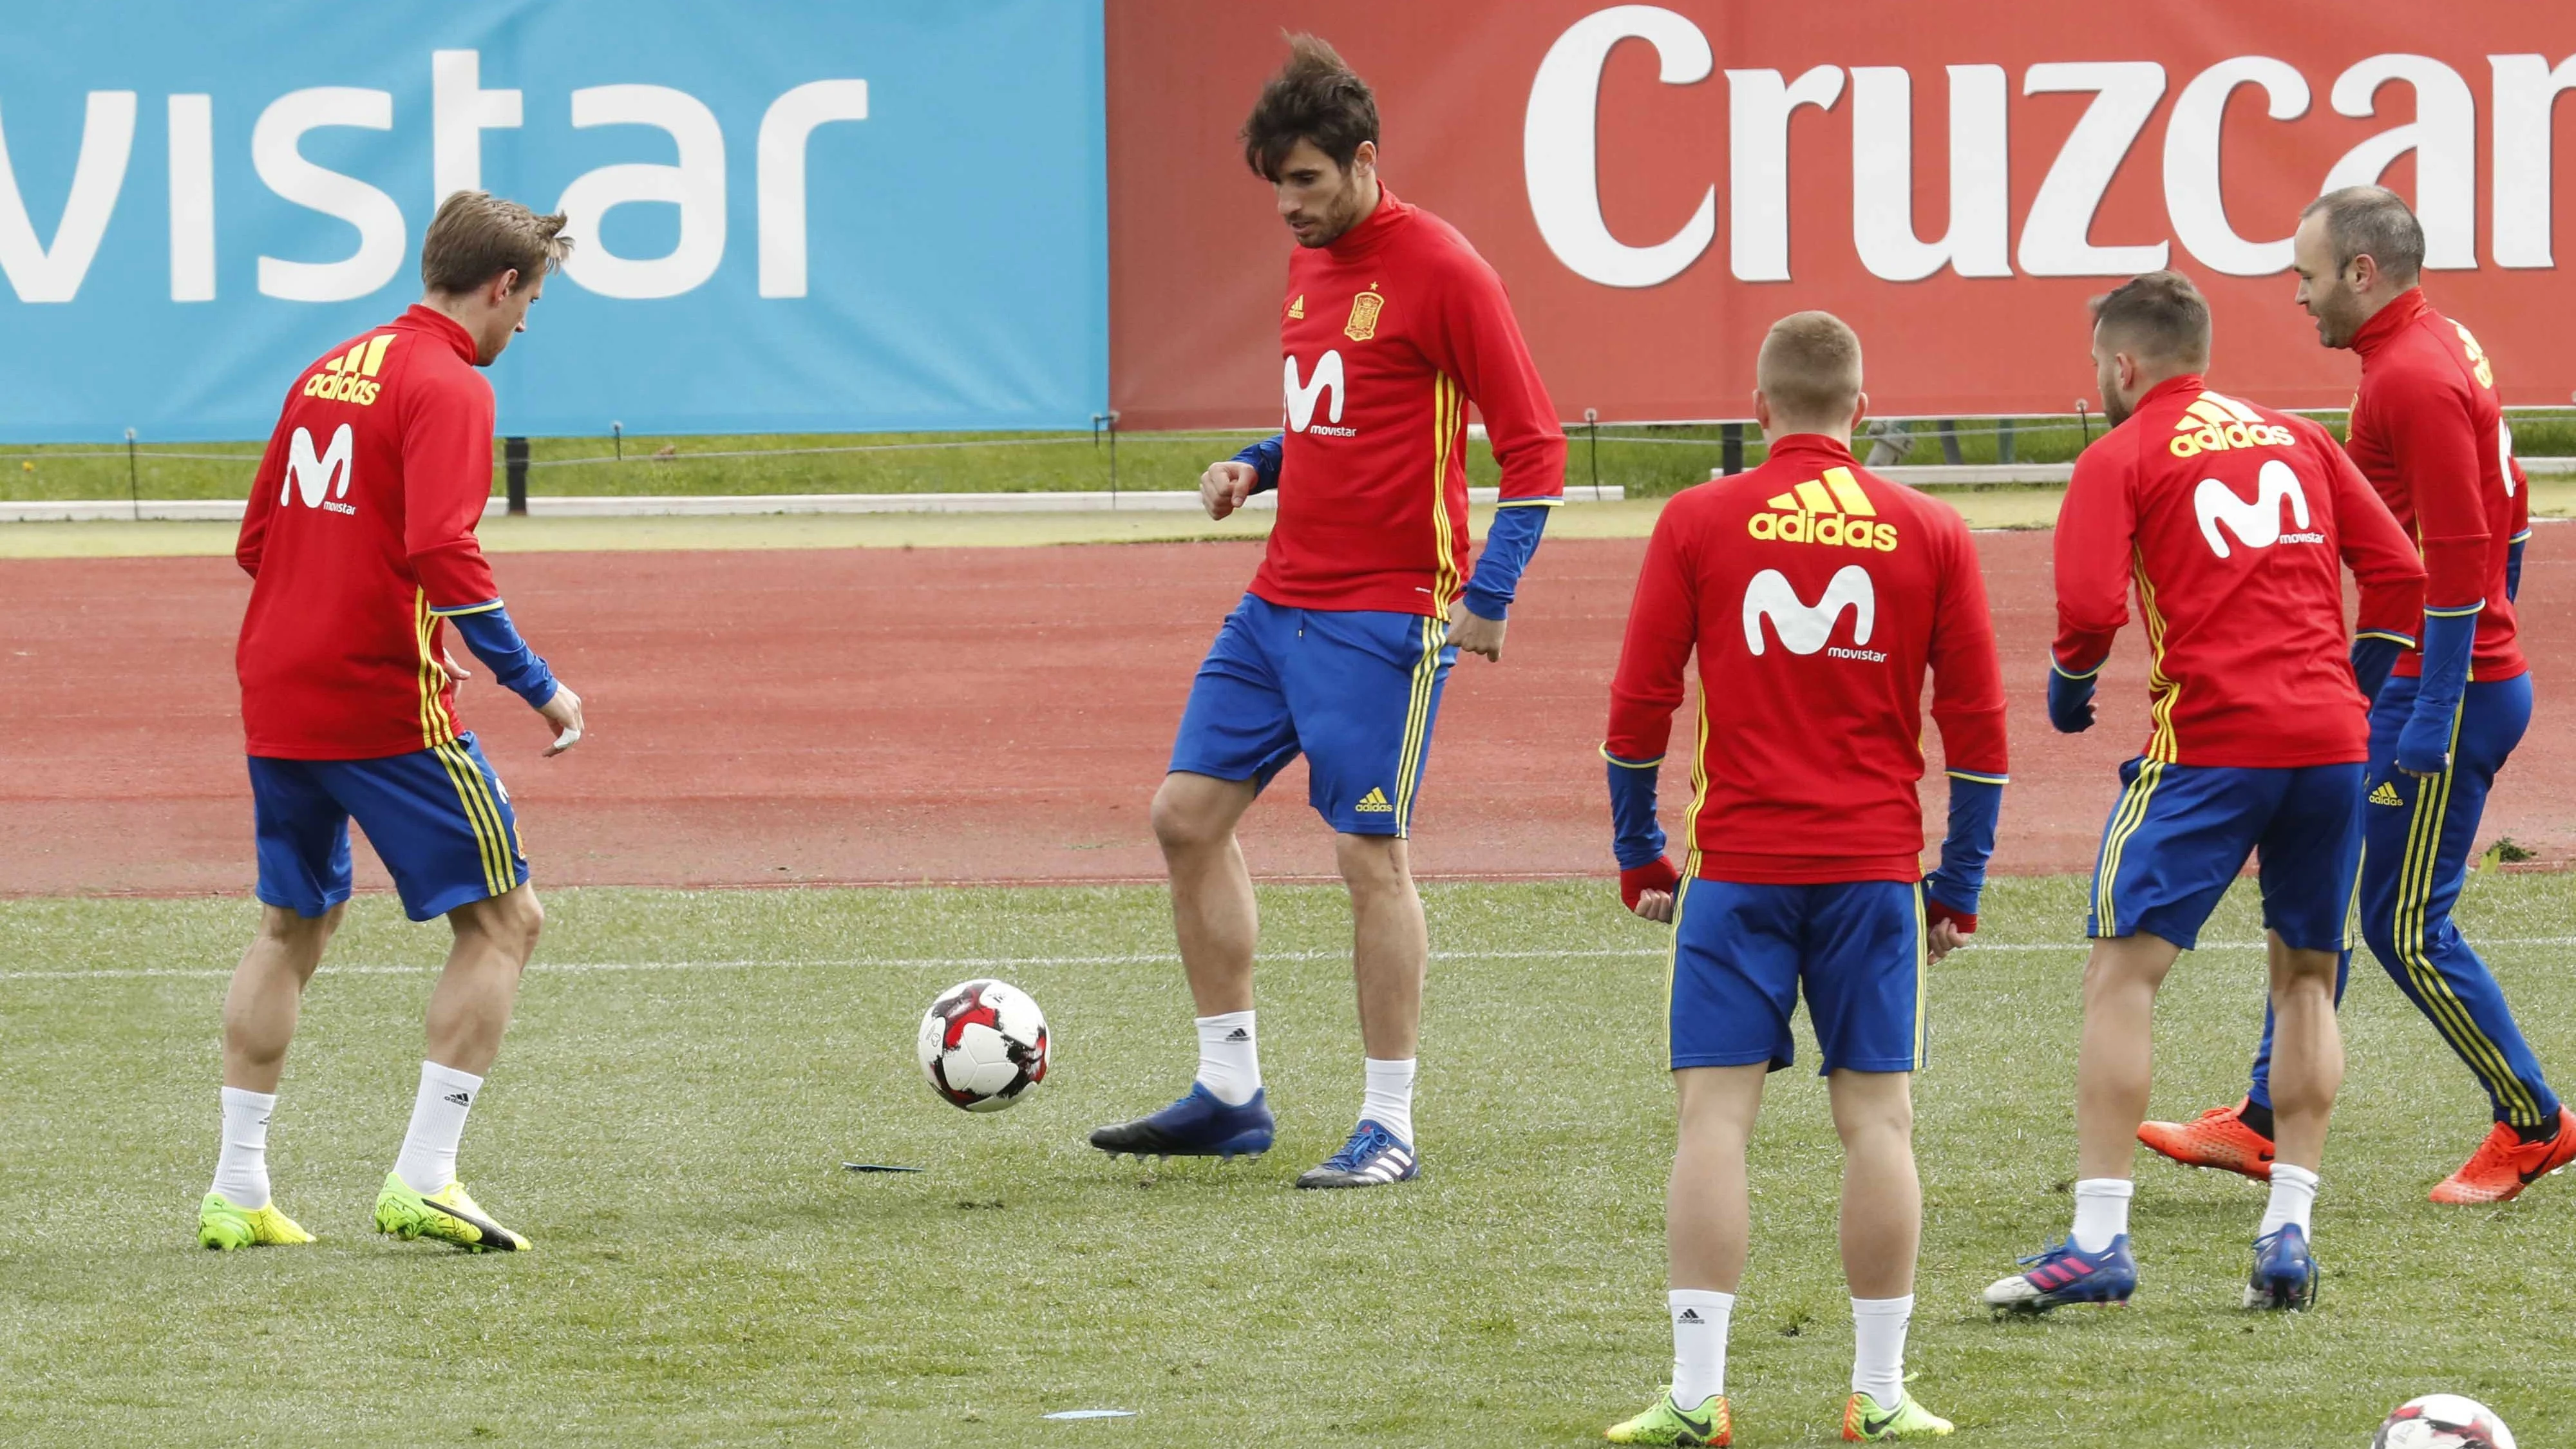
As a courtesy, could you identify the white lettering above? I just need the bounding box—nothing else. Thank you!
[1283,352,1345,432]
[2018,62,2168,276]
[1727,65,1844,281]
[167,94,213,302]
[557,85,726,299]
[1523,6,1715,289]
[2163,57,2309,276]
[253,88,404,303]
[2325,55,2476,270]
[757,79,870,299]
[1850,64,2009,281]
[283,423,355,509]
[432,50,523,205]
[0,91,136,303]
[1743,565,1874,656]
[2195,458,2311,558]
[2488,54,2576,269]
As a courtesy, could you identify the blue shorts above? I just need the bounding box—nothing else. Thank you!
[250,734,529,923]
[2087,757,2363,952]
[1669,878,1926,1075]
[1168,594,1455,837]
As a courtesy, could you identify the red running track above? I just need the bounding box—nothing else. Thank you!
[1,527,2567,896]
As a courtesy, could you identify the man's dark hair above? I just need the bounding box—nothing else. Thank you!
[2090,269,2212,369]
[2301,185,2425,285]
[1242,34,1378,182]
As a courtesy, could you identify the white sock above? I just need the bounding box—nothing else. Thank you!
[1193,1012,1260,1106]
[210,1086,276,1208]
[1669,1289,1734,1410]
[2070,1178,2134,1253]
[1851,1295,1914,1406]
[393,1061,484,1195]
[2260,1162,2318,1240]
[1361,1057,1417,1145]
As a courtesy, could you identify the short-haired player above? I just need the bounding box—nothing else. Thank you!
[1983,271,2423,1315]
[1603,312,2005,1443]
[198,192,584,1253]
[1088,37,1566,1188]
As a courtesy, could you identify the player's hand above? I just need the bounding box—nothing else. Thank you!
[536,683,585,757]
[2045,666,2096,734]
[1923,893,1976,962]
[435,648,471,687]
[1926,918,1967,961]
[1621,858,1680,923]
[1446,600,1506,662]
[2393,703,2452,779]
[1200,460,1259,521]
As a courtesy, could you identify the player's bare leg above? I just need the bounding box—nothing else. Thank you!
[1294,832,1430,1188]
[1089,772,1274,1162]
[201,905,343,1247]
[1615,1063,1762,1440]
[1831,1068,1944,1435]
[374,885,544,1252]
[2244,933,2338,1309]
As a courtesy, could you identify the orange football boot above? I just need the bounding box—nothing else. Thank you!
[2136,1099,2275,1182]
[2429,1107,2576,1204]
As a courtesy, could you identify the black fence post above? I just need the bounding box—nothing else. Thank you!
[1998,417,2016,464]
[125,428,139,520]
[1583,407,1600,499]
[505,435,529,516]
[1720,421,1744,475]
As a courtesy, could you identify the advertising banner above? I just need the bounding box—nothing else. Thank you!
[1108,2,2576,428]
[0,0,1106,440]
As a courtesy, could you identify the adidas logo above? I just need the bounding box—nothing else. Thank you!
[1747,466,1899,552]
[1354,787,1395,813]
[1677,1309,1705,1324]
[300,333,396,406]
[443,1091,473,1106]
[1224,1027,1251,1043]
[2370,781,2405,806]
[1287,294,1305,319]
[2168,390,2294,459]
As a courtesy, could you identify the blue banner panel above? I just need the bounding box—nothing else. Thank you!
[0,1,1105,440]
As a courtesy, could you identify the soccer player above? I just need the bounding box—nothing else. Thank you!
[1601,313,2003,1444]
[1088,37,1564,1188]
[1983,272,2423,1316]
[197,193,584,1253]
[2140,187,2574,1203]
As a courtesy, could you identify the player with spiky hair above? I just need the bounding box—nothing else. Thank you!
[1983,271,2423,1318]
[1602,312,2004,1443]
[198,192,584,1255]
[2141,187,2573,1204]
[1088,35,1565,1188]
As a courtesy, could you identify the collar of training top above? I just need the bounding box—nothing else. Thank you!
[399,303,480,365]
[2348,285,2430,360]
[1760,432,1862,468]
[1322,186,1412,261]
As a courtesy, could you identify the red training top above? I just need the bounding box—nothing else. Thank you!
[1253,188,1565,618]
[2344,289,2529,683]
[236,306,504,761]
[2052,375,2425,768]
[1604,435,2008,885]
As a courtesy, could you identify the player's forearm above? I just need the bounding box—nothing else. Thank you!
[1922,775,2005,927]
[440,601,560,708]
[2507,531,2528,603]
[2050,623,2117,678]
[1461,503,1552,621]
[1602,750,1667,869]
[1233,435,1283,495]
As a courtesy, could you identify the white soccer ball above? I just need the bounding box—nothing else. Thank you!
[916,979,1049,1112]
[2374,1396,2516,1449]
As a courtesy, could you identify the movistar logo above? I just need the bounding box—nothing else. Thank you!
[2168,390,2295,459]
[2195,459,2318,558]
[1742,565,1875,657]
[1284,350,1347,434]
[1747,466,1897,552]
[283,423,355,511]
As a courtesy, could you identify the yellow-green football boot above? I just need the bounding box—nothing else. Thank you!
[1841,1390,1953,1440]
[198,1192,315,1250]
[1605,1390,1730,1445]
[373,1171,531,1252]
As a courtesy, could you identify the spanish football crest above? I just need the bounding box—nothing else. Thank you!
[1345,287,1385,341]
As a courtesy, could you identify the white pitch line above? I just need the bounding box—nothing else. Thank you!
[3,938,2570,984]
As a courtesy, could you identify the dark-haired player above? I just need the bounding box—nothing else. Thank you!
[1984,272,2421,1316]
[1089,35,1564,1188]
[198,192,584,1253]
[1604,312,2001,1443]
[2141,187,2573,1204]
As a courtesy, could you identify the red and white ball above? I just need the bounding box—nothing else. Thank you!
[916,979,1049,1112]
[2374,1396,2515,1449]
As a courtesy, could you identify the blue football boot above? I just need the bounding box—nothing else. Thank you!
[1294,1119,1417,1189]
[1980,1234,2137,1313]
[2243,1223,2317,1311]
[1088,1083,1274,1160]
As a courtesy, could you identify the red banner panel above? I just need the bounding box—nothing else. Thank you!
[1108,2,2576,429]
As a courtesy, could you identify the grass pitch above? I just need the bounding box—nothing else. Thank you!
[3,874,2571,1447]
